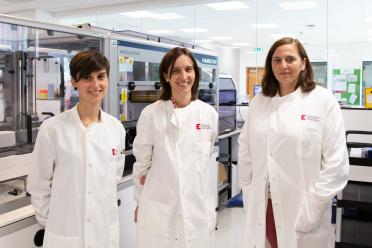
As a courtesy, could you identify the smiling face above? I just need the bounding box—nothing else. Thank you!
[164,54,195,99]
[72,69,108,106]
[271,43,306,94]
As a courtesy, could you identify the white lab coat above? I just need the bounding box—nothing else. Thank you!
[238,86,349,248]
[28,105,125,248]
[133,99,218,248]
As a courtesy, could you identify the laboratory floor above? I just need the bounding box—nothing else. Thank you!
[215,207,338,248]
[216,207,245,248]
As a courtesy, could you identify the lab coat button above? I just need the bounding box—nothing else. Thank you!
[87,219,91,223]
[88,164,92,167]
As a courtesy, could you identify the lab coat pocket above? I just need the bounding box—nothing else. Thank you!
[193,141,211,172]
[43,230,80,248]
[300,126,321,161]
[294,191,326,233]
[138,198,173,238]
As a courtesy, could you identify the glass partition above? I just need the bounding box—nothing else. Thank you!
[0,19,103,154]
[56,0,370,108]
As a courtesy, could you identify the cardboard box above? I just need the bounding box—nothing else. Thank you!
[219,164,228,183]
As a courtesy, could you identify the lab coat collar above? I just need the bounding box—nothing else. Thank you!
[167,100,195,129]
[72,104,104,130]
[271,86,302,107]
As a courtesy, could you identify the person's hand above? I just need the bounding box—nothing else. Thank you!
[140,175,147,185]
[134,206,138,223]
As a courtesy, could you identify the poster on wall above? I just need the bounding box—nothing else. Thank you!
[332,68,361,106]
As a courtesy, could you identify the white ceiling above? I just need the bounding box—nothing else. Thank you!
[1,0,372,52]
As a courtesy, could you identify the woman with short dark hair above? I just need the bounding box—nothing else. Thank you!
[28,50,125,248]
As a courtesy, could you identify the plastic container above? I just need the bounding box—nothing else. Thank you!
[38,89,48,100]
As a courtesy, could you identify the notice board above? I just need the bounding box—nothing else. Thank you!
[332,68,361,106]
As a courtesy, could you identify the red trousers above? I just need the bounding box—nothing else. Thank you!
[266,199,278,248]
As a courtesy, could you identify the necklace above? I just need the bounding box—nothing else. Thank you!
[170,97,178,109]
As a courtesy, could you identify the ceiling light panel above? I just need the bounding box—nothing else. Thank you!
[278,1,319,10]
[121,11,157,18]
[121,11,184,20]
[207,1,248,10]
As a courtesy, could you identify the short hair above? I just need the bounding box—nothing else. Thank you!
[159,47,200,101]
[69,50,110,81]
[262,37,316,97]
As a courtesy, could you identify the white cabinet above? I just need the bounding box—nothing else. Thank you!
[117,179,136,248]
[0,216,41,248]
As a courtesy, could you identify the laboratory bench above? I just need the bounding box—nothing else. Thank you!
[0,147,136,248]
[335,131,372,248]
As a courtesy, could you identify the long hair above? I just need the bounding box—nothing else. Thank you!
[159,47,200,100]
[261,37,315,97]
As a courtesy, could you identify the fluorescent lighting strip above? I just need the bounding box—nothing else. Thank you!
[121,11,184,20]
[207,1,248,10]
[278,1,319,10]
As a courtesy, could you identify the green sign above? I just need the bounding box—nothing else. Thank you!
[332,68,361,106]
[253,47,264,52]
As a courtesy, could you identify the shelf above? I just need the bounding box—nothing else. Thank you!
[349,157,372,167]
[218,183,230,193]
[218,129,241,139]
[36,99,61,101]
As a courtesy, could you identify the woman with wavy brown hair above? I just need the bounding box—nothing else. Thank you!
[238,37,349,248]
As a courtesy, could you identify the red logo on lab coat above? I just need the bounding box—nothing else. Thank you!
[301,114,306,120]
[196,124,201,130]
[112,148,125,156]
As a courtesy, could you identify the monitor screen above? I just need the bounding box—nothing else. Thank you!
[133,61,146,81]
[218,89,236,134]
[219,90,236,105]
